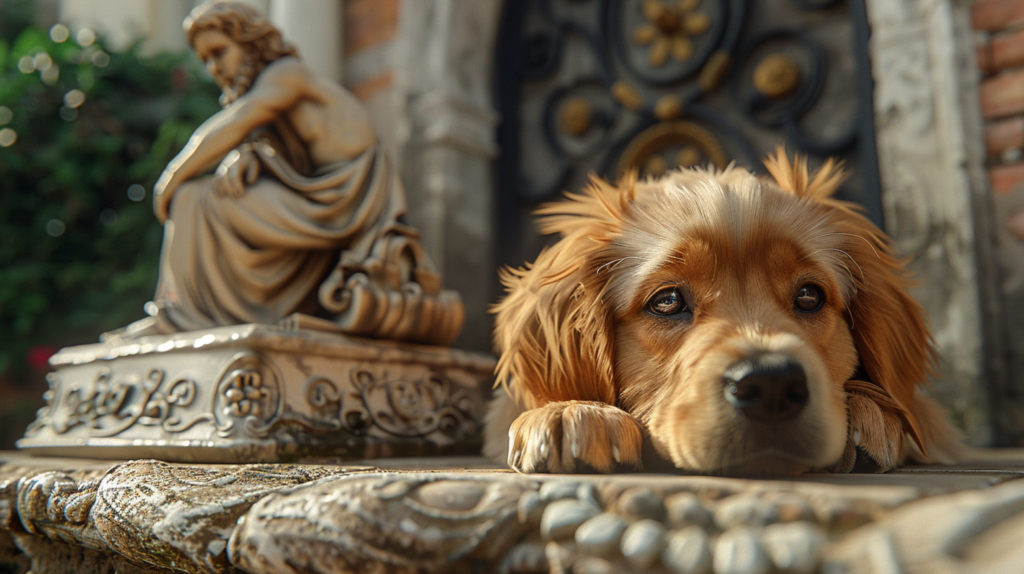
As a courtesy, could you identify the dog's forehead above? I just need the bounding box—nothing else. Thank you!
[606,167,852,304]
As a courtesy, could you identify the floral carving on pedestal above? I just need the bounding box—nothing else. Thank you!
[221,370,267,418]
[214,353,280,438]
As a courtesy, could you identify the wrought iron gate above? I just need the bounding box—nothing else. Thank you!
[495,0,881,268]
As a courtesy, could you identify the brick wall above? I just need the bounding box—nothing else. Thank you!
[977,1,1024,201]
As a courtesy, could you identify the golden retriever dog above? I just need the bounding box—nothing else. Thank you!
[484,151,963,475]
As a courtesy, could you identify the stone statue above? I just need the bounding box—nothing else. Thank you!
[17,1,491,463]
[115,1,462,346]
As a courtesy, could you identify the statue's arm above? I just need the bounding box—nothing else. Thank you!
[153,59,314,222]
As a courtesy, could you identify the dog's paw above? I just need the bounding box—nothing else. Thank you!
[837,391,904,473]
[507,401,643,473]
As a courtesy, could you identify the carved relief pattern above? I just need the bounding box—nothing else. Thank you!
[16,327,494,461]
[297,368,482,441]
[9,460,343,574]
[5,457,1024,574]
[498,0,878,194]
[214,353,281,439]
[496,0,883,267]
[230,475,529,573]
[23,368,209,439]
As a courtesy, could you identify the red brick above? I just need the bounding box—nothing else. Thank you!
[980,69,1024,119]
[973,0,1024,32]
[986,28,1024,74]
[990,162,1024,194]
[1008,209,1024,241]
[986,116,1024,156]
[344,0,399,56]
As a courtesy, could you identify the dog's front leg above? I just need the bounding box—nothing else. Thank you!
[507,401,643,473]
[833,383,905,473]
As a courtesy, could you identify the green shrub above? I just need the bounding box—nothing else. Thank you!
[0,1,220,378]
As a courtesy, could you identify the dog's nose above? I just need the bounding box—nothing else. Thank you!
[723,353,809,423]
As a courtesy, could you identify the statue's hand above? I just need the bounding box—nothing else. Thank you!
[214,148,260,198]
[153,168,177,224]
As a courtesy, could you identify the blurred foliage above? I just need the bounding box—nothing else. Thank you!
[0,0,221,380]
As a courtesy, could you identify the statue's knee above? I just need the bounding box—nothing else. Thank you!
[171,180,209,214]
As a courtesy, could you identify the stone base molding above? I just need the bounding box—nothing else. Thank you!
[15,325,495,463]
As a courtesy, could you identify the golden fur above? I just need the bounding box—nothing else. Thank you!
[484,151,963,475]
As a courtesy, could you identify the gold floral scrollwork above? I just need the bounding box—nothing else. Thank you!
[654,94,684,120]
[611,81,645,111]
[617,120,728,179]
[753,53,802,99]
[559,97,594,136]
[633,0,711,67]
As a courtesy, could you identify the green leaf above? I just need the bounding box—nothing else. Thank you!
[0,7,217,379]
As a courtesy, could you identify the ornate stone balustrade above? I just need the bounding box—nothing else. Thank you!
[4,452,1024,573]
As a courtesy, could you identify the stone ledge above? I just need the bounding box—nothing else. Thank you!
[3,452,1024,573]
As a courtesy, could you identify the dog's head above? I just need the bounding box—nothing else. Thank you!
[494,151,932,475]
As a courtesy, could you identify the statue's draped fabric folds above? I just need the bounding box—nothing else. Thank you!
[157,142,462,346]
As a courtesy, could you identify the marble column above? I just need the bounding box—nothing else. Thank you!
[269,0,342,83]
[393,0,504,352]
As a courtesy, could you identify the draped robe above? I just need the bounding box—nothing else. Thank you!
[150,125,462,346]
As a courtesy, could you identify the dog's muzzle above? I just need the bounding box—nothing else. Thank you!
[723,352,809,423]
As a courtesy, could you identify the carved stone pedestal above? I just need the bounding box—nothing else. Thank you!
[16,325,495,463]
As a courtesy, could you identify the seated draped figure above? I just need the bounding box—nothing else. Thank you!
[107,1,462,346]
[484,152,965,475]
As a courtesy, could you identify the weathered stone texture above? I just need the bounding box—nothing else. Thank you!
[3,453,1024,573]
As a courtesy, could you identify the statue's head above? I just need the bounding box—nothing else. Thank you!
[184,1,298,104]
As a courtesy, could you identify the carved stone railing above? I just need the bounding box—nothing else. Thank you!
[3,452,1024,573]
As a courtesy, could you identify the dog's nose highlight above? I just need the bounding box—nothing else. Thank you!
[723,353,808,422]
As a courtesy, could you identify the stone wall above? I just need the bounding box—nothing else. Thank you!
[859,0,1004,445]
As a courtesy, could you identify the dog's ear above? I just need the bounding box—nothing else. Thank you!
[492,174,636,406]
[833,210,931,451]
[764,147,846,201]
[765,149,930,452]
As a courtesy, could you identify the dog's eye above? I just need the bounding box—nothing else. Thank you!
[795,285,824,312]
[648,288,687,316]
